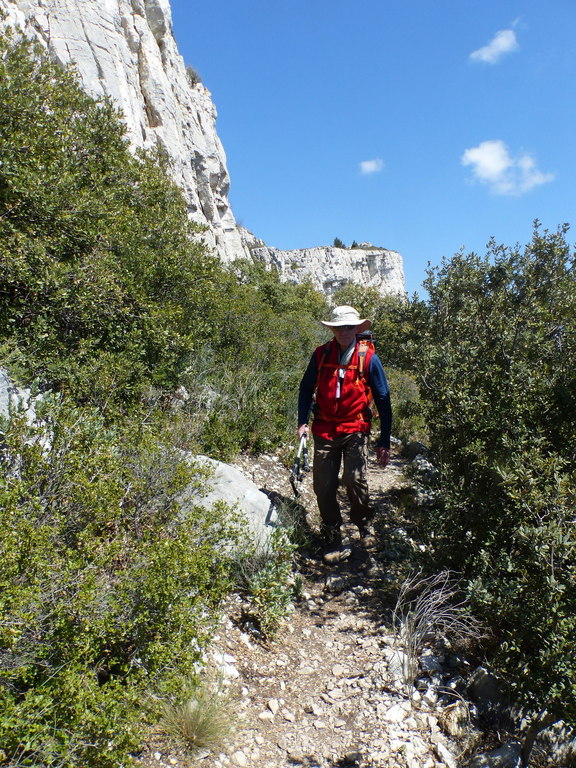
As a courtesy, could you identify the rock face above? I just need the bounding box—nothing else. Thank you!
[250,243,406,300]
[0,367,38,423]
[179,456,277,551]
[0,0,249,263]
[0,0,406,297]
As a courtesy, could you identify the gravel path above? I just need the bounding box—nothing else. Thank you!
[138,450,467,768]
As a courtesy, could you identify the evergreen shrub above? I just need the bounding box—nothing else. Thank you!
[0,30,220,407]
[408,225,576,741]
[0,398,239,765]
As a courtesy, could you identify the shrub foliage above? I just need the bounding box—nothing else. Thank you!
[0,28,327,764]
[0,400,237,765]
[411,225,576,734]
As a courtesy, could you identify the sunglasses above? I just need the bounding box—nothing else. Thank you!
[335,325,358,331]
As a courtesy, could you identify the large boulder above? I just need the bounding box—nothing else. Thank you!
[179,455,277,550]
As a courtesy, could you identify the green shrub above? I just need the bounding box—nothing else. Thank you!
[0,28,329,458]
[0,30,222,408]
[385,367,428,445]
[0,399,238,765]
[409,224,576,743]
[231,526,300,638]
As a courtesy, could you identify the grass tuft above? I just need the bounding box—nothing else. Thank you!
[160,678,234,753]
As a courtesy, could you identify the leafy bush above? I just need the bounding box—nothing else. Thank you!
[0,30,222,407]
[0,29,329,459]
[185,64,202,86]
[181,262,329,458]
[409,225,576,743]
[0,399,238,765]
[385,367,428,445]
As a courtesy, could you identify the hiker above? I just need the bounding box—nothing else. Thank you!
[297,305,391,561]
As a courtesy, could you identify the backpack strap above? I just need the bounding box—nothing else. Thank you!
[356,339,374,404]
[357,339,374,380]
[313,341,332,401]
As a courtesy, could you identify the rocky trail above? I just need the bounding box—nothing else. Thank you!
[138,449,480,768]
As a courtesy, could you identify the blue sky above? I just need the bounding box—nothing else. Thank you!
[170,1,576,296]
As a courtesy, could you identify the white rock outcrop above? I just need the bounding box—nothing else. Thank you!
[0,367,38,424]
[179,455,277,551]
[250,244,406,300]
[0,0,249,263]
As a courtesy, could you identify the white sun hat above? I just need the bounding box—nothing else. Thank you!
[320,305,372,333]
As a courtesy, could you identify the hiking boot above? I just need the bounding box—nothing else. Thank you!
[323,543,352,564]
[319,525,342,550]
[319,526,351,564]
[358,521,376,547]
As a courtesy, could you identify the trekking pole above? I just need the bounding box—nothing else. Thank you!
[302,436,310,472]
[290,434,308,497]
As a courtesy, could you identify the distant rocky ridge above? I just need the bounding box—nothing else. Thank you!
[0,0,405,298]
[250,241,405,300]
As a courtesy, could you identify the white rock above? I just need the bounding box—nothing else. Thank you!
[382,702,410,723]
[435,741,458,768]
[179,455,277,550]
[468,740,522,768]
[251,244,405,300]
[420,649,443,672]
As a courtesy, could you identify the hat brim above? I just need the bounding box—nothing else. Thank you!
[321,319,372,333]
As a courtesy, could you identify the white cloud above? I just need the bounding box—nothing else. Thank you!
[359,158,384,175]
[461,139,554,195]
[470,29,519,64]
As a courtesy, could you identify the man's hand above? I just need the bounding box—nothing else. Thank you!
[376,446,390,468]
[297,424,309,440]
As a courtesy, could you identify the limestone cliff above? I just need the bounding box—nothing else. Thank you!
[0,0,249,262]
[0,0,406,297]
[249,243,406,300]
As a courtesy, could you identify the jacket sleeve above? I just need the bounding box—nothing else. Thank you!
[369,354,392,449]
[298,352,318,425]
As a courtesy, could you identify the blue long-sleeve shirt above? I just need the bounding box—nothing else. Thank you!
[298,350,392,448]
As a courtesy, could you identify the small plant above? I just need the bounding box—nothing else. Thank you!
[160,676,234,752]
[186,64,202,86]
[231,526,299,638]
[392,570,485,688]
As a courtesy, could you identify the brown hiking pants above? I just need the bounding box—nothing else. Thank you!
[312,432,372,534]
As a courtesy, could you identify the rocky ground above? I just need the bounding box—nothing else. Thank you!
[136,448,493,768]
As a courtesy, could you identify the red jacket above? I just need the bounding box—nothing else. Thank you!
[312,339,374,439]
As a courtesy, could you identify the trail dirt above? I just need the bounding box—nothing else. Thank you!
[139,448,466,768]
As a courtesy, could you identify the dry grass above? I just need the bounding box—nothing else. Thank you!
[159,678,235,753]
[392,569,486,688]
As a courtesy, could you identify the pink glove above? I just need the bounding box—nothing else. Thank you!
[376,447,390,468]
[297,424,309,440]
